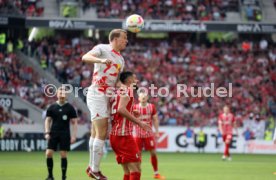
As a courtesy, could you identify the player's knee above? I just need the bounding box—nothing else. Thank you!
[127,162,140,173]
[46,150,53,158]
[150,150,156,156]
[60,151,67,158]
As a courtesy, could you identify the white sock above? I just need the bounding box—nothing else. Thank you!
[89,137,94,167]
[92,138,104,172]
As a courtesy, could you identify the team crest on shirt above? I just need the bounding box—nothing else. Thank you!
[136,153,139,159]
[62,115,68,121]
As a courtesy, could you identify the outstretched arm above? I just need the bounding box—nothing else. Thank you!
[117,95,151,131]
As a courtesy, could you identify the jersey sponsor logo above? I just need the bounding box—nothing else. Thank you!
[156,132,168,149]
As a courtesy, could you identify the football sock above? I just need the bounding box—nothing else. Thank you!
[124,174,130,180]
[61,158,67,178]
[89,137,94,167]
[151,155,158,173]
[92,138,104,172]
[46,158,53,177]
[130,172,141,180]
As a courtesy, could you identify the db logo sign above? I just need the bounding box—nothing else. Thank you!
[156,132,168,149]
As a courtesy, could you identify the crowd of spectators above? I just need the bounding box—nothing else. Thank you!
[124,38,276,126]
[0,0,44,17]
[0,52,54,109]
[86,0,239,21]
[0,106,27,124]
[28,35,276,127]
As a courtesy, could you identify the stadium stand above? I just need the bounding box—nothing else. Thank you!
[0,105,31,124]
[0,0,44,17]
[241,0,262,21]
[92,0,239,21]
[0,52,55,109]
[26,36,276,127]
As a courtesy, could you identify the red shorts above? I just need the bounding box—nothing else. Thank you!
[110,135,141,164]
[135,136,156,151]
[222,134,232,143]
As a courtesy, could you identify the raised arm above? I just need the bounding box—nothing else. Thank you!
[82,53,111,64]
[82,46,111,65]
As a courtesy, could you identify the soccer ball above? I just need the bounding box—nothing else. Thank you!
[125,14,144,33]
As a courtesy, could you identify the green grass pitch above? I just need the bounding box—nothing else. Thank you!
[0,151,276,180]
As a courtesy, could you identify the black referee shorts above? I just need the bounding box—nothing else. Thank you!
[47,132,70,151]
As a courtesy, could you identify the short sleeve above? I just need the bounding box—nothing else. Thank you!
[46,106,53,118]
[70,105,78,119]
[89,45,102,57]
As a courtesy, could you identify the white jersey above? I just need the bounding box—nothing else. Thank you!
[87,44,125,121]
[89,44,125,92]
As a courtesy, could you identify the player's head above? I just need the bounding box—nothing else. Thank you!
[57,86,67,102]
[109,29,128,51]
[138,92,148,103]
[120,71,138,88]
[223,105,230,114]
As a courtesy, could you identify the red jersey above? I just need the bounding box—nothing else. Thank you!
[218,113,235,135]
[110,89,134,136]
[133,103,157,138]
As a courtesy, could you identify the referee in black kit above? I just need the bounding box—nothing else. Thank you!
[44,87,78,180]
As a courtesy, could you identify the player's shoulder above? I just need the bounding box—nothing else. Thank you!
[95,44,111,50]
[148,103,155,107]
[65,102,75,110]
[48,102,58,110]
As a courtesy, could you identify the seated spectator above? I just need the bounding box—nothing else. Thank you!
[4,128,13,138]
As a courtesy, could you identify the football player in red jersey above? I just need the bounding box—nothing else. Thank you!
[133,93,165,179]
[110,71,151,180]
[218,105,238,161]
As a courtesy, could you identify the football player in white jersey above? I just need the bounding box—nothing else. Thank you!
[82,29,127,179]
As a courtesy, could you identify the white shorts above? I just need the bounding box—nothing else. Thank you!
[86,86,110,121]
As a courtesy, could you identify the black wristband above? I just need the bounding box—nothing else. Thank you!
[45,132,50,134]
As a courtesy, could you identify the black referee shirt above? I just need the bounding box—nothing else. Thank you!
[46,102,77,133]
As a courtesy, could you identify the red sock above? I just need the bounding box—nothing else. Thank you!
[151,155,158,172]
[224,143,230,157]
[130,172,141,180]
[124,174,130,180]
